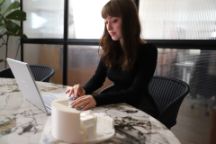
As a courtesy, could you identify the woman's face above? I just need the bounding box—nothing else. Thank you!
[105,16,122,41]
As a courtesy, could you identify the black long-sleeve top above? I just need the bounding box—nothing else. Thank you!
[83,43,158,117]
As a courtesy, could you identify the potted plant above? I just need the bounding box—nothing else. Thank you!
[0,0,26,68]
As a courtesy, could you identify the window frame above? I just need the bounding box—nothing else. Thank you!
[21,0,216,85]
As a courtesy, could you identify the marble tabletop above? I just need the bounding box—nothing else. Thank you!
[0,78,181,144]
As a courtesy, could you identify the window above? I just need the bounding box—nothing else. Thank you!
[23,0,109,39]
[23,0,64,38]
[139,0,216,39]
[69,0,108,39]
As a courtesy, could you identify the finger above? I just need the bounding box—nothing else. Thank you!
[65,87,71,94]
[74,104,85,110]
[65,87,72,94]
[73,101,88,109]
[75,86,83,96]
[72,98,88,108]
[79,97,95,110]
[78,88,85,96]
[68,100,80,108]
[68,96,76,101]
[72,95,86,103]
[70,87,78,97]
[67,88,75,97]
[74,89,79,97]
[82,103,91,110]
[77,90,82,96]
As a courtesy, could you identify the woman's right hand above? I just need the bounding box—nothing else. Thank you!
[65,84,85,99]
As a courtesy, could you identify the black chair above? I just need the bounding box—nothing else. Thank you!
[149,76,190,129]
[0,65,55,82]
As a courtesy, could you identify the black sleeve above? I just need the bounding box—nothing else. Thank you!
[83,59,107,94]
[94,44,158,106]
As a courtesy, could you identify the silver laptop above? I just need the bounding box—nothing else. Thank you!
[7,58,62,115]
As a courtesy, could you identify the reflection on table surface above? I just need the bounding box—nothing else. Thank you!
[0,78,181,144]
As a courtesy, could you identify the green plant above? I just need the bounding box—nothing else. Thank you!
[0,0,26,66]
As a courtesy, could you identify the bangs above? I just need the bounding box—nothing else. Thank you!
[102,1,121,18]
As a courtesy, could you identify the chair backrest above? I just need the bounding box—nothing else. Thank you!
[29,65,55,82]
[0,65,55,82]
[149,76,190,128]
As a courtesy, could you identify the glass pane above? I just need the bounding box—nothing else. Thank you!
[156,48,216,110]
[67,45,100,85]
[23,44,63,83]
[67,45,112,88]
[139,0,216,39]
[23,0,64,38]
[68,0,109,39]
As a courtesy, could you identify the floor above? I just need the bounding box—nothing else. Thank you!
[171,95,212,144]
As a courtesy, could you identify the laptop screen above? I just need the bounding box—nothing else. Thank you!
[7,58,49,114]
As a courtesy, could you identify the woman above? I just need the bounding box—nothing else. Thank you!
[66,0,158,118]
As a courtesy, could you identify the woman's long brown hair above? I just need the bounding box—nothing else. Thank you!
[100,0,141,71]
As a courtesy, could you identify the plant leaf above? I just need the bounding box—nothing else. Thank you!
[0,21,3,26]
[4,1,20,14]
[21,34,27,39]
[0,14,4,25]
[0,0,5,7]
[0,0,5,12]
[5,20,21,35]
[6,10,26,21]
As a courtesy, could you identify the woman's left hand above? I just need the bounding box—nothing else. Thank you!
[71,95,96,110]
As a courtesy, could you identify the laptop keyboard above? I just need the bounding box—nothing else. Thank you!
[41,92,65,108]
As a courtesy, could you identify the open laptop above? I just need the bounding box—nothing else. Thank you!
[7,58,63,115]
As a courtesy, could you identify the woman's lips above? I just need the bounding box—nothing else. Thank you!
[109,32,116,36]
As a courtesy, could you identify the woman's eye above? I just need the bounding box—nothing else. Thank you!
[112,19,118,23]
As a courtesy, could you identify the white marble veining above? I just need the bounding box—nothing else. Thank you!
[0,78,181,144]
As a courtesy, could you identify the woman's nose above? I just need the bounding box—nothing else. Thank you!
[107,22,112,30]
